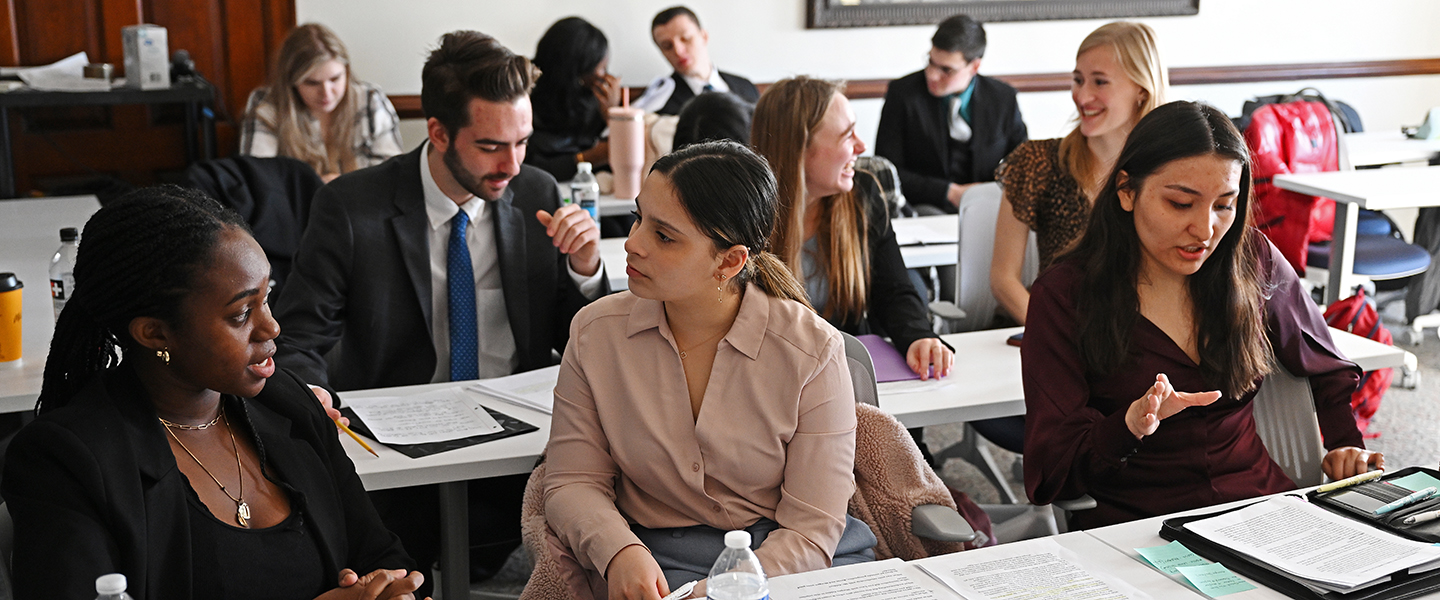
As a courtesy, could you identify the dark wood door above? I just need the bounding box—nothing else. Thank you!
[0,0,294,196]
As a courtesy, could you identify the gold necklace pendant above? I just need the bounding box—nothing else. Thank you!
[236,502,251,527]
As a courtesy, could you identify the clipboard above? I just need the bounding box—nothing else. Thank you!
[339,405,538,459]
[1161,495,1440,600]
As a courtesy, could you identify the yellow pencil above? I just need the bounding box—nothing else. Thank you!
[335,419,379,457]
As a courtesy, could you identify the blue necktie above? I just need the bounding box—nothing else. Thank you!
[703,83,715,93]
[448,211,478,381]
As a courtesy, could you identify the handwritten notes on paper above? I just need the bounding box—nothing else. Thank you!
[344,388,503,445]
[1175,563,1256,597]
[1135,541,1210,576]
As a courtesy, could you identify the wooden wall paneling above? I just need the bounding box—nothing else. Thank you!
[14,0,100,64]
[97,0,140,66]
[0,0,20,66]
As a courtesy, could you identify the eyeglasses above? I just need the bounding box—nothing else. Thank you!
[923,52,969,78]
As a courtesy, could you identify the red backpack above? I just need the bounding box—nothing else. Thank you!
[1322,288,1392,438]
[1245,100,1339,275]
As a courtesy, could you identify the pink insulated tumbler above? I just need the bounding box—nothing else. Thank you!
[608,106,645,200]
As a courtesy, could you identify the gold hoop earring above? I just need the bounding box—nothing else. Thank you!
[717,274,727,303]
[156,348,170,366]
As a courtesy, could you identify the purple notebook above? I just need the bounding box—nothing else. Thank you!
[856,334,922,382]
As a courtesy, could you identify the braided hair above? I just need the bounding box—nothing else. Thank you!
[38,185,251,414]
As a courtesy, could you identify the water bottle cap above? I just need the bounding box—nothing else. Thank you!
[60,227,79,242]
[96,573,127,594]
[0,273,20,293]
[576,162,593,174]
[724,530,751,549]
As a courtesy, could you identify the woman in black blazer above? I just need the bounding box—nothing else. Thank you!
[2,185,423,600]
[752,76,953,379]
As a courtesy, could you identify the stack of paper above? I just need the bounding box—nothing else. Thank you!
[1185,496,1440,594]
[466,365,560,415]
[14,52,110,92]
[343,387,503,445]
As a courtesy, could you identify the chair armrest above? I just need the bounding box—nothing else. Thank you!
[929,301,967,321]
[1053,495,1097,513]
[911,504,979,543]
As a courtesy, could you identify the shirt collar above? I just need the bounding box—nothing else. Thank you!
[625,282,769,360]
[681,66,728,96]
[952,76,978,123]
[420,140,484,231]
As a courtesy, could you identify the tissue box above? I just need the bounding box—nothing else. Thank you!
[122,25,170,90]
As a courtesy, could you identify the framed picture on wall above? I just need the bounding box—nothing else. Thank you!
[807,0,1199,28]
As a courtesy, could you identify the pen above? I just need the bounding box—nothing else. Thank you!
[1404,508,1440,526]
[1316,469,1385,493]
[1376,487,1437,515]
[662,580,697,600]
[335,419,380,457]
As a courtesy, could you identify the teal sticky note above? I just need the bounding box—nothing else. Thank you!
[1177,563,1257,597]
[1389,472,1440,493]
[1135,541,1209,575]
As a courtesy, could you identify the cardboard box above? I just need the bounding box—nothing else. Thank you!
[122,24,170,90]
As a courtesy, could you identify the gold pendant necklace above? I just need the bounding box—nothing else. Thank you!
[677,328,727,360]
[161,405,250,527]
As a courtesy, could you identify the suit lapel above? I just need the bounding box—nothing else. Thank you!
[493,189,532,364]
[929,92,950,168]
[390,150,434,332]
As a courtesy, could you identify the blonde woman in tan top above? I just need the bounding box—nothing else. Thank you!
[544,141,875,600]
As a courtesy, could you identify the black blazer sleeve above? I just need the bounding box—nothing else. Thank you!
[875,76,953,211]
[4,418,125,600]
[858,175,938,354]
[273,181,355,393]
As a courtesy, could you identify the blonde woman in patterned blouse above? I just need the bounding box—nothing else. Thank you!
[990,22,1166,325]
[239,23,403,182]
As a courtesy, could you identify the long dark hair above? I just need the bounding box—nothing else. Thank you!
[38,185,251,414]
[649,141,810,307]
[1061,100,1269,398]
[531,17,608,134]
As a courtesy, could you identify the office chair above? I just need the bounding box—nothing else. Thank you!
[926,182,1036,504]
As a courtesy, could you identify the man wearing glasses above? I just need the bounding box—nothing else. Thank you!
[875,14,1027,214]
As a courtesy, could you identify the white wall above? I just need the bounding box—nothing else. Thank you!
[299,0,1440,148]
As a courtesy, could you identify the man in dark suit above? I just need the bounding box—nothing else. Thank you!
[272,30,607,592]
[633,6,760,115]
[875,14,1027,214]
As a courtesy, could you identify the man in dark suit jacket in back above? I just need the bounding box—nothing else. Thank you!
[876,14,1027,214]
[272,30,607,593]
[634,5,760,115]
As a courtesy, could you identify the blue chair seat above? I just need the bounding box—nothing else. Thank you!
[1308,235,1432,279]
[1356,210,1397,237]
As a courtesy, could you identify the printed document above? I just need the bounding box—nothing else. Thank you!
[345,387,503,445]
[767,558,955,600]
[1185,496,1440,591]
[467,365,560,415]
[913,537,1152,600]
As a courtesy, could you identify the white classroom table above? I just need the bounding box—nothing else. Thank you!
[1273,165,1440,305]
[0,195,101,413]
[883,326,1408,430]
[766,530,1206,600]
[600,214,959,291]
[339,380,552,600]
[1345,131,1440,168]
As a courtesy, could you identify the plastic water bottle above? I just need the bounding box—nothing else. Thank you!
[50,227,79,321]
[570,162,601,225]
[707,530,768,600]
[95,573,134,600]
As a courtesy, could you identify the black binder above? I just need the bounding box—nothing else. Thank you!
[339,405,538,459]
[1161,467,1440,600]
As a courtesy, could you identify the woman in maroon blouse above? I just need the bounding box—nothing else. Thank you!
[1021,101,1382,528]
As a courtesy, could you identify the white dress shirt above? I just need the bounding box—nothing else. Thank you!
[420,141,605,382]
[633,67,732,113]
